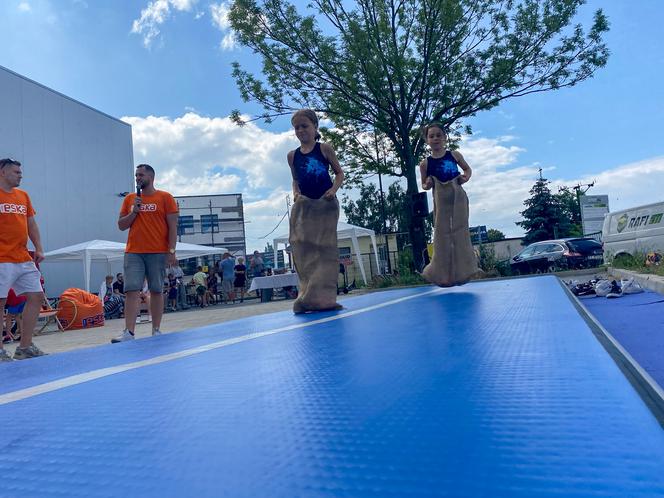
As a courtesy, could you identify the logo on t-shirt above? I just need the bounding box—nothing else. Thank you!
[0,203,27,215]
[139,203,158,212]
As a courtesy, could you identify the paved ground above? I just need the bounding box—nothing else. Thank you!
[3,292,369,355]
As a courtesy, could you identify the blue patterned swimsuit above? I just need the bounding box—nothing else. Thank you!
[427,150,460,183]
[293,142,334,199]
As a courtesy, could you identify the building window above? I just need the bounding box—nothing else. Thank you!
[201,214,219,234]
[178,216,194,235]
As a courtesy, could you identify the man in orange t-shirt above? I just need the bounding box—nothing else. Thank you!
[112,164,179,343]
[0,158,48,361]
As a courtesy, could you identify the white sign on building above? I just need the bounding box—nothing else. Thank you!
[580,194,610,235]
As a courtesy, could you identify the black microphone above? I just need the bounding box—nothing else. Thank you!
[136,183,142,197]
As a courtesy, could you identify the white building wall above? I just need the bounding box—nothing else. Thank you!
[0,65,134,296]
[175,194,246,258]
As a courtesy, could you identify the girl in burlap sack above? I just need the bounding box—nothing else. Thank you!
[287,109,345,313]
[419,123,479,287]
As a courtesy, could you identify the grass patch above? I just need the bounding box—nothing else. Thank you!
[610,251,664,277]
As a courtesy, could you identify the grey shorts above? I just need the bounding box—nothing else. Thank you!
[221,279,233,293]
[124,253,166,293]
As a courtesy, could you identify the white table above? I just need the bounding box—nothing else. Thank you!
[248,273,299,292]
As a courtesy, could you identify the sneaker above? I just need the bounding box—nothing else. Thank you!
[606,280,623,299]
[0,349,14,362]
[621,278,644,295]
[572,282,596,296]
[13,343,47,360]
[111,329,135,343]
[152,328,162,336]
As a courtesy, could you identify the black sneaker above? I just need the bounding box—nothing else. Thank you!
[606,280,623,299]
[572,282,596,296]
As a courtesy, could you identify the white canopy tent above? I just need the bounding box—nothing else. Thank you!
[43,240,227,292]
[273,221,380,285]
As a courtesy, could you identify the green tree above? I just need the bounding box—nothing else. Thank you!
[556,186,583,236]
[229,0,609,269]
[342,182,432,247]
[517,176,576,244]
[487,229,506,242]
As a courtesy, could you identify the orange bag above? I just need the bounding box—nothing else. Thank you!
[57,288,105,330]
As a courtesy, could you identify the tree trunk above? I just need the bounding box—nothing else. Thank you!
[403,149,427,272]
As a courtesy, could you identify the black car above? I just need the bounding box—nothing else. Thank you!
[510,238,604,275]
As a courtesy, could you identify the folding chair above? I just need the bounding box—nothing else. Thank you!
[35,296,64,335]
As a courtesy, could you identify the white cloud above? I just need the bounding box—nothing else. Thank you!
[131,0,198,48]
[124,112,664,249]
[458,136,664,238]
[209,2,230,30]
[18,2,31,12]
[122,112,298,249]
[210,2,236,50]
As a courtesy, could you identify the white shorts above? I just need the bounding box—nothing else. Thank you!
[0,261,43,299]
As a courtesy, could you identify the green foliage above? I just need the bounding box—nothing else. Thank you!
[229,0,610,267]
[341,182,432,246]
[478,244,498,273]
[487,228,506,242]
[516,176,582,244]
[556,186,583,235]
[612,251,664,277]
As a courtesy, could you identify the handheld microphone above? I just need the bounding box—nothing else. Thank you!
[136,183,142,197]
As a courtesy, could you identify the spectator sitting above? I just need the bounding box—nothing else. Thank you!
[112,272,125,297]
[207,270,219,305]
[100,275,124,319]
[167,272,178,311]
[193,266,208,307]
[3,289,26,343]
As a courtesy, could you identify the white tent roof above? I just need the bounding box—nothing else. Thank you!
[44,240,227,291]
[273,221,380,285]
[273,221,376,245]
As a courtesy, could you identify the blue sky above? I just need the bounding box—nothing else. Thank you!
[2,0,663,250]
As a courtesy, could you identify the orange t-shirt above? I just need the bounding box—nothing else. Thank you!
[120,190,179,253]
[0,188,35,263]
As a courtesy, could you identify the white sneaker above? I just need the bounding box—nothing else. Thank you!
[621,278,644,295]
[111,329,135,343]
[152,329,162,336]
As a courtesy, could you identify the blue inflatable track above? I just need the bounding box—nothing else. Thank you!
[1,275,663,497]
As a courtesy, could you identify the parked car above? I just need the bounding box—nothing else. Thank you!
[510,238,604,275]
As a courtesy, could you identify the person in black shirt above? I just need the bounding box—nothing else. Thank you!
[112,273,125,296]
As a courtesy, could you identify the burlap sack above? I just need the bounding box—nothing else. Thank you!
[422,176,479,287]
[289,195,342,313]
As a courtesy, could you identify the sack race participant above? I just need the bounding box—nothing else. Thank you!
[419,123,478,287]
[287,109,345,313]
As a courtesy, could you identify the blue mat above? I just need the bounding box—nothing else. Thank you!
[581,290,664,390]
[1,276,663,497]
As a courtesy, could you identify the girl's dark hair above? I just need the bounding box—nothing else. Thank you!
[421,122,447,139]
[292,109,322,141]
